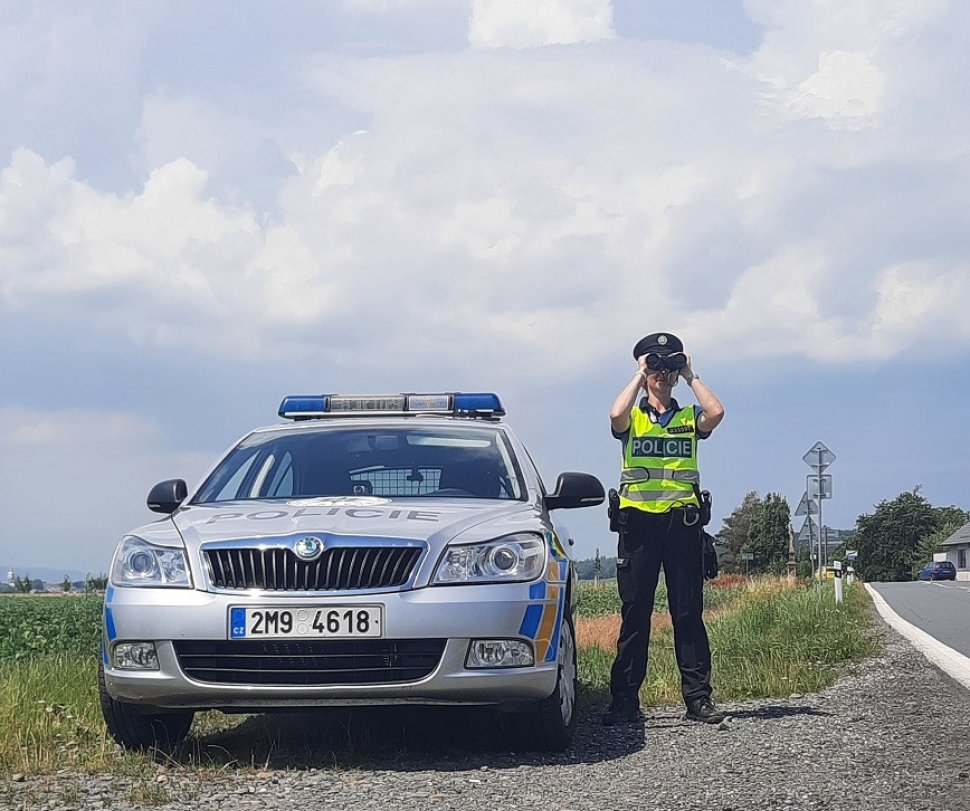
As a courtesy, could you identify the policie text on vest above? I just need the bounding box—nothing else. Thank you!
[629,437,693,458]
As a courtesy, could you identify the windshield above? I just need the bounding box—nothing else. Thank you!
[193,424,525,503]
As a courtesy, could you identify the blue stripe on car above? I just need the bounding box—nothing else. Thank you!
[104,607,117,642]
[518,604,543,639]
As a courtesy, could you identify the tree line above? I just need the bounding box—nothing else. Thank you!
[575,487,967,582]
[1,573,109,595]
[716,487,966,580]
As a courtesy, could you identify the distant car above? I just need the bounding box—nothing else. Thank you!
[917,561,956,581]
[99,392,604,752]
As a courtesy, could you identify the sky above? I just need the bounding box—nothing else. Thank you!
[2,0,970,576]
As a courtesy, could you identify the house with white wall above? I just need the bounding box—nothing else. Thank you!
[936,521,970,581]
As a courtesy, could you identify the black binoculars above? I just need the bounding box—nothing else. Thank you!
[645,352,687,372]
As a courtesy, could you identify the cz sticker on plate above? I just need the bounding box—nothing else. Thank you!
[229,606,383,639]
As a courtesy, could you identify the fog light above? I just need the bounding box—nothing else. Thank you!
[113,642,159,670]
[466,639,534,668]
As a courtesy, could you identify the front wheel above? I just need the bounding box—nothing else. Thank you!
[98,658,194,750]
[507,606,578,751]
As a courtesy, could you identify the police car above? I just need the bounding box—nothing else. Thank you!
[99,392,604,752]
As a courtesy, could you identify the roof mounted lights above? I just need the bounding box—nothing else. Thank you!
[278,392,505,421]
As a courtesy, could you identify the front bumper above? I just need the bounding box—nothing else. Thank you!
[102,582,563,711]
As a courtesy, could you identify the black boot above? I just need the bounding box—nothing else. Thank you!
[684,696,725,724]
[602,695,645,726]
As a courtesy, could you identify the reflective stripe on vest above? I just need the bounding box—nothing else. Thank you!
[620,468,700,484]
[621,489,691,502]
[619,404,700,513]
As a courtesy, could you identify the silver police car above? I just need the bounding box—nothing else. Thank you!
[99,393,604,751]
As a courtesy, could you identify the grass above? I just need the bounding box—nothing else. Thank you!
[0,654,113,773]
[0,652,249,807]
[577,573,753,619]
[575,576,881,705]
[0,654,243,775]
[0,576,881,792]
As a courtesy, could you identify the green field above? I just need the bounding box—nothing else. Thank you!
[0,595,102,660]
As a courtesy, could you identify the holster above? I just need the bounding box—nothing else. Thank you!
[694,486,713,527]
[607,488,628,535]
[702,531,719,580]
[693,486,717,579]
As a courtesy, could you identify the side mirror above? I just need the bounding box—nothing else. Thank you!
[147,479,188,514]
[546,472,605,510]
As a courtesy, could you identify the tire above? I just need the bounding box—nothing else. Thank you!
[98,658,194,750]
[508,606,578,752]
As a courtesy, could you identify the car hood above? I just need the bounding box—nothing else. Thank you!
[164,496,543,553]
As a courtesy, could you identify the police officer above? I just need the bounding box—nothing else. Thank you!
[602,332,726,726]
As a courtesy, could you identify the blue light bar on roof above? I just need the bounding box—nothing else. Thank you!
[454,393,503,413]
[278,396,328,418]
[278,392,505,420]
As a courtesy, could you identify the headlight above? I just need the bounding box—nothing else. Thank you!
[111,537,192,588]
[433,534,546,585]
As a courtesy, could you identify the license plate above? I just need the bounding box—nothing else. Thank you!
[229,606,383,639]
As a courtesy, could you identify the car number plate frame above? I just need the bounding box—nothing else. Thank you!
[229,605,383,640]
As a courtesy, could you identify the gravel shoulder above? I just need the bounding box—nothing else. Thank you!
[7,615,970,811]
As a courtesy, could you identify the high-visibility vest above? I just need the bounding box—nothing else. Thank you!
[618,403,700,513]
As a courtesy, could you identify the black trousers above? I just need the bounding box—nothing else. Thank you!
[608,508,713,705]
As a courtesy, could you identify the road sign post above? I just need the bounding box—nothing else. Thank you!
[803,442,836,591]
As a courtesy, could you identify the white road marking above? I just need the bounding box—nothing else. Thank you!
[865,583,970,692]
[930,582,970,593]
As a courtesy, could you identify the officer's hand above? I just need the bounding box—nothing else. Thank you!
[637,354,649,379]
[681,354,696,385]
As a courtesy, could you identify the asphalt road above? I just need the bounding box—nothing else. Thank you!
[868,581,970,659]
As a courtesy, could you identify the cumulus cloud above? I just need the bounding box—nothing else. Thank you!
[747,0,952,130]
[4,0,970,566]
[2,0,970,386]
[786,51,885,129]
[468,0,613,49]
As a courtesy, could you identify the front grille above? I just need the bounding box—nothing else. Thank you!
[174,639,446,686]
[204,546,422,591]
